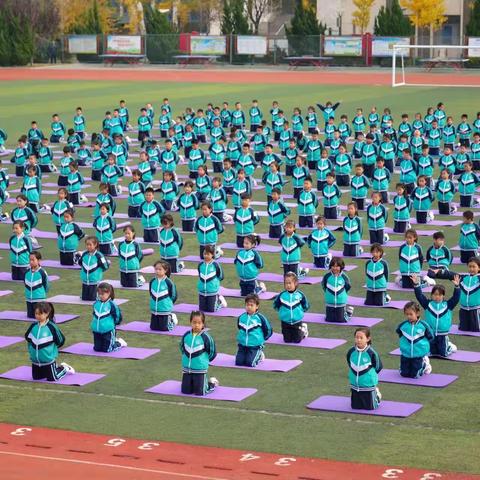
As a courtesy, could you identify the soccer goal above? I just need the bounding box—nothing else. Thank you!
[391,44,479,88]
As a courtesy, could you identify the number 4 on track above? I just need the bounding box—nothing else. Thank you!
[240,453,261,462]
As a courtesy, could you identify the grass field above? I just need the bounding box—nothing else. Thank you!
[0,79,479,475]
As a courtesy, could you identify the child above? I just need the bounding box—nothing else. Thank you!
[52,188,73,233]
[366,191,388,245]
[118,226,144,287]
[180,311,218,395]
[458,162,480,208]
[411,175,434,224]
[159,139,180,174]
[194,201,224,259]
[25,302,74,381]
[350,164,370,210]
[365,244,390,306]
[127,170,146,218]
[38,138,54,172]
[222,158,236,194]
[197,245,227,312]
[140,188,165,243]
[416,144,433,184]
[459,257,480,332]
[263,161,284,203]
[58,147,73,187]
[79,236,109,301]
[208,177,228,223]
[426,231,456,281]
[279,220,308,277]
[399,149,418,195]
[57,209,84,266]
[273,272,310,343]
[333,144,352,186]
[396,229,434,289]
[12,137,28,177]
[159,214,184,273]
[236,143,256,184]
[90,283,126,352]
[372,158,390,204]
[94,183,116,218]
[91,142,107,182]
[305,131,322,170]
[177,180,199,232]
[267,188,290,238]
[346,327,382,410]
[24,251,49,318]
[435,169,456,215]
[159,171,179,210]
[343,201,363,257]
[137,151,155,186]
[292,156,309,200]
[396,301,433,378]
[306,106,318,134]
[234,234,266,296]
[232,169,251,210]
[307,215,336,268]
[137,108,153,147]
[101,155,122,196]
[412,273,459,357]
[11,194,37,238]
[74,107,86,139]
[209,136,226,172]
[66,161,85,205]
[188,140,206,179]
[316,149,334,192]
[360,134,378,179]
[459,210,480,264]
[21,166,42,213]
[195,165,212,202]
[321,257,353,323]
[149,260,178,331]
[50,114,65,143]
[321,172,341,220]
[93,204,117,256]
[235,294,272,367]
[234,193,260,248]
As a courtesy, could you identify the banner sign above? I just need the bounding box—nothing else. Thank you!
[324,36,362,57]
[372,37,410,57]
[190,36,226,55]
[106,35,142,55]
[237,36,268,55]
[468,37,480,58]
[68,35,98,54]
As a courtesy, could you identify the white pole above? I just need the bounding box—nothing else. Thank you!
[392,46,396,87]
[460,0,464,46]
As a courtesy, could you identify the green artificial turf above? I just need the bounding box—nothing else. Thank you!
[0,80,479,474]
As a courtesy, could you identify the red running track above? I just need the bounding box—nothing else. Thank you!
[0,423,478,479]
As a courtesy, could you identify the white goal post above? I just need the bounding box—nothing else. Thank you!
[391,44,478,88]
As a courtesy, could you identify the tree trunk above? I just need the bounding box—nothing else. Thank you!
[429,23,433,58]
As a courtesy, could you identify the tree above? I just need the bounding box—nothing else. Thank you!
[352,0,375,34]
[246,0,281,35]
[221,0,251,34]
[374,0,413,36]
[466,0,480,36]
[60,0,113,34]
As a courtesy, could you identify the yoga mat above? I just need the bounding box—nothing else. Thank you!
[0,365,105,386]
[103,279,148,291]
[449,325,480,337]
[210,353,302,372]
[0,272,59,283]
[330,250,371,259]
[61,342,160,360]
[302,313,383,327]
[41,260,80,270]
[267,333,346,350]
[362,282,432,293]
[47,295,129,306]
[30,229,58,239]
[390,348,480,363]
[0,242,43,250]
[0,310,78,324]
[302,263,358,272]
[77,221,131,229]
[219,287,278,300]
[385,227,437,237]
[359,239,405,247]
[307,395,423,417]
[258,272,323,285]
[349,296,408,310]
[0,290,13,297]
[378,369,458,388]
[410,219,463,227]
[117,322,191,337]
[109,248,154,258]
[145,380,257,402]
[219,242,281,253]
[173,303,243,318]
[0,335,23,348]
[182,255,234,265]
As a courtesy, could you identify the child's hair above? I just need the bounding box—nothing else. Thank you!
[64,208,75,219]
[63,146,70,154]
[403,301,421,316]
[284,271,298,285]
[190,310,206,326]
[463,210,474,221]
[34,301,55,321]
[284,219,296,230]
[244,293,260,306]
[99,203,110,212]
[154,259,171,277]
[99,182,109,191]
[97,282,115,300]
[417,174,427,183]
[271,187,281,196]
[405,228,418,241]
[85,235,99,248]
[395,183,407,195]
[240,192,251,201]
[347,201,358,215]
[16,194,28,203]
[184,180,194,189]
[30,251,42,261]
[370,243,384,255]
[315,215,326,224]
[26,165,36,174]
[69,160,78,170]
[326,172,336,179]
[468,257,480,268]
[203,245,216,257]
[161,213,174,227]
[432,231,445,240]
[201,201,212,211]
[145,187,155,195]
[354,327,371,344]
[12,220,24,229]
[244,233,261,246]
[431,285,446,296]
[330,257,345,270]
[123,225,135,235]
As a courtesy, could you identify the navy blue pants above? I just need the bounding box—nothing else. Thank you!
[351,389,380,410]
[400,355,425,378]
[235,344,263,367]
[181,372,213,396]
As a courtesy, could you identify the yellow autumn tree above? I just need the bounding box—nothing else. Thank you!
[352,0,376,34]
[158,0,221,33]
[59,0,114,33]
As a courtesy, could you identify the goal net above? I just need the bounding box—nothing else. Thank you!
[391,44,479,88]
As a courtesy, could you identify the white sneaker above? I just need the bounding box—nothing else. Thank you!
[117,185,123,194]
[125,135,132,143]
[422,275,436,286]
[0,212,9,221]
[177,261,185,272]
[138,274,146,285]
[61,362,75,375]
[222,213,233,223]
[325,253,332,268]
[209,376,219,388]
[346,305,354,317]
[73,252,82,265]
[449,341,457,353]
[39,204,51,212]
[376,387,382,402]
[30,237,40,249]
[170,313,178,326]
[79,194,88,203]
[258,351,265,363]
[117,338,128,348]
[215,247,224,259]
[358,246,364,255]
[298,267,309,279]
[427,211,435,222]
[423,356,432,375]
[301,322,309,338]
[383,233,390,243]
[384,293,391,304]
[395,274,402,286]
[258,281,267,293]
[218,295,228,308]
[450,205,458,214]
[406,222,412,229]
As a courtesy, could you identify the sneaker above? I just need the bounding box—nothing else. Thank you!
[448,341,457,353]
[325,253,332,268]
[30,237,40,249]
[117,185,123,195]
[79,194,88,203]
[298,267,309,279]
[125,135,132,143]
[137,274,146,285]
[422,275,436,286]
[301,322,309,338]
[423,356,432,375]
[117,338,128,348]
[218,295,228,308]
[61,362,75,375]
[345,305,354,317]
[384,293,391,304]
[427,211,435,222]
[170,201,179,212]
[258,281,267,293]
[0,212,9,221]
[376,387,382,402]
[222,213,233,223]
[177,261,185,272]
[73,252,82,265]
[125,166,132,175]
[406,222,411,230]
[358,246,364,255]
[215,247,224,259]
[39,204,51,213]
[258,351,265,363]
[208,376,219,388]
[383,233,390,244]
[450,205,458,214]
[170,313,178,326]
[395,274,402,286]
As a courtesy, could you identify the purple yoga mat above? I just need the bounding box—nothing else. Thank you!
[0,290,13,297]
[378,369,458,387]
[307,395,423,417]
[0,272,59,283]
[182,255,234,265]
[61,342,160,360]
[258,272,323,285]
[349,296,408,310]
[173,303,243,318]
[302,313,383,327]
[47,295,129,306]
[0,335,23,348]
[362,282,432,293]
[384,227,437,237]
[220,243,281,253]
[77,221,131,229]
[103,279,148,291]
[0,366,105,386]
[30,229,58,239]
[359,240,405,247]
[390,348,480,363]
[302,263,358,272]
[267,333,346,350]
[145,380,257,402]
[117,322,191,337]
[211,353,302,372]
[449,325,480,337]
[41,260,80,270]
[330,250,371,259]
[410,219,463,227]
[219,287,278,300]
[0,310,78,324]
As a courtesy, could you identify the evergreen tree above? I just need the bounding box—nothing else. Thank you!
[467,0,480,36]
[374,0,413,36]
[285,2,325,55]
[221,0,251,34]
[143,3,178,63]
